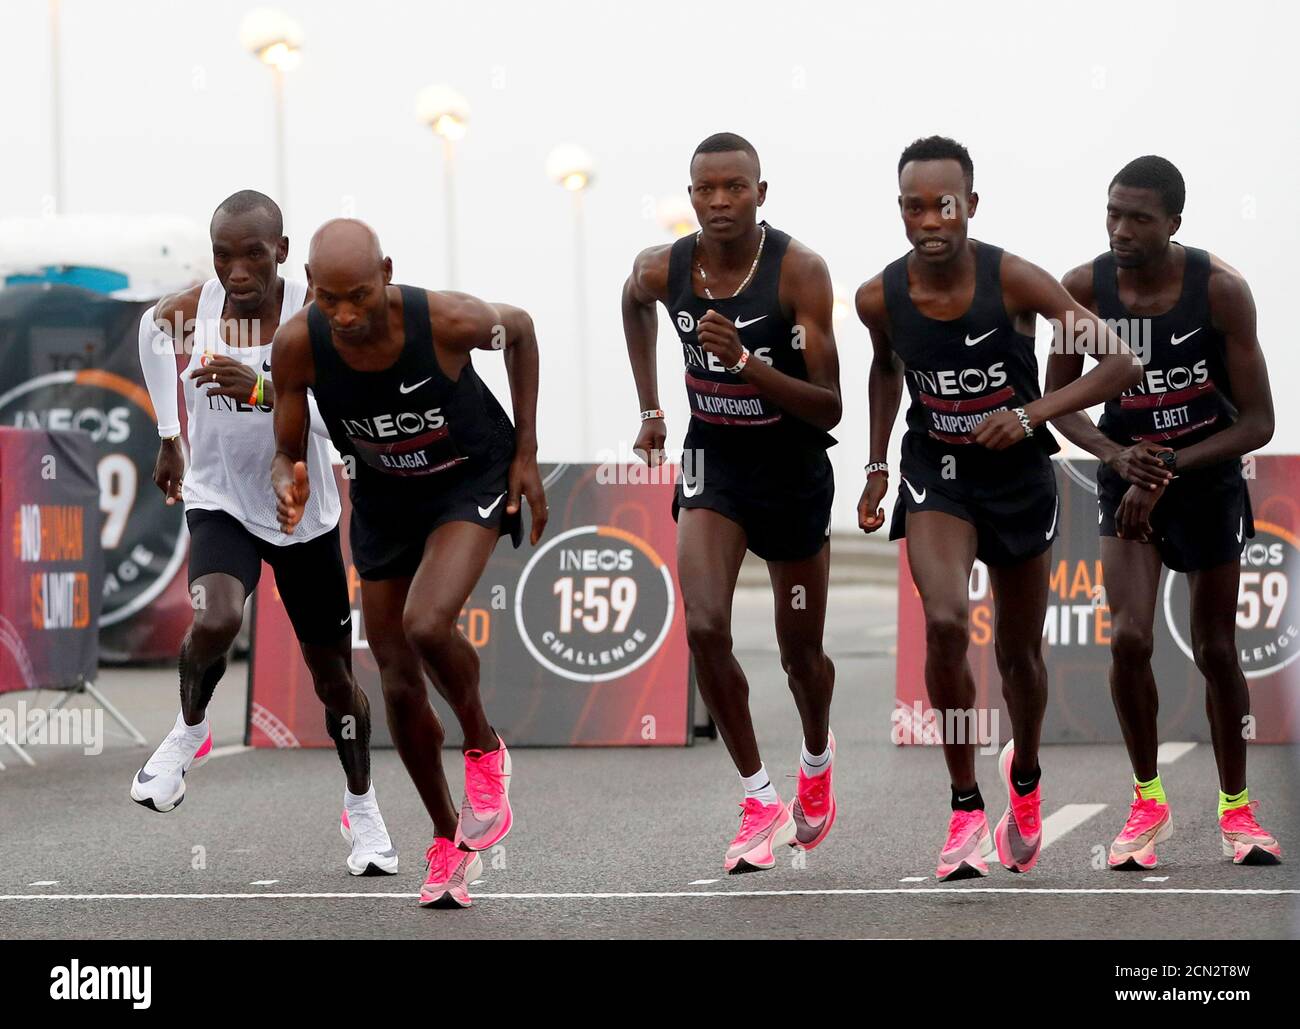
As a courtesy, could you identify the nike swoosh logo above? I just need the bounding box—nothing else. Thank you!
[964,329,996,347]
[956,793,976,803]
[477,492,505,518]
[262,360,271,372]
[1236,517,1243,543]
[136,769,156,784]
[734,315,767,329]
[399,377,432,394]
[1170,328,1201,346]
[1045,496,1059,540]
[459,803,499,836]
[339,614,351,626]
[682,474,703,498]
[900,476,926,504]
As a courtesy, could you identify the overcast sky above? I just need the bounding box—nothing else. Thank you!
[5,0,1297,527]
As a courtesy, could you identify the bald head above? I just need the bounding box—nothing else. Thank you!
[308,218,384,275]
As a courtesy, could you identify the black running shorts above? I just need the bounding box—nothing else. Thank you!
[186,508,353,645]
[1097,458,1253,572]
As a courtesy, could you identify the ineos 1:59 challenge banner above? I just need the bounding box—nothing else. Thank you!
[248,463,691,747]
[0,428,104,691]
[895,456,1300,744]
[0,284,194,662]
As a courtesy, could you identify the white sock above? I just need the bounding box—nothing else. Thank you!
[740,764,778,805]
[176,710,208,739]
[800,741,832,778]
[345,784,376,811]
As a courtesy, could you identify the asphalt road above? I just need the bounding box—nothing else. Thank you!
[2,583,1297,939]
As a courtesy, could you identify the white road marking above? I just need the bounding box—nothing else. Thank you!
[1157,742,1197,764]
[1144,876,1169,882]
[27,881,58,886]
[207,744,253,760]
[899,876,928,882]
[688,879,718,886]
[249,880,279,886]
[1041,803,1107,849]
[0,888,1296,901]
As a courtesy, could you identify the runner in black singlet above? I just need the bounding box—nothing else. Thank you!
[855,136,1140,881]
[271,219,548,908]
[1049,155,1281,867]
[623,133,843,872]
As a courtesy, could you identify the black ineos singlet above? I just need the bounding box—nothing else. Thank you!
[883,240,1059,480]
[307,284,515,517]
[1093,245,1236,452]
[667,222,836,464]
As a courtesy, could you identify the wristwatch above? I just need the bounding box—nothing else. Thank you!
[1157,449,1178,476]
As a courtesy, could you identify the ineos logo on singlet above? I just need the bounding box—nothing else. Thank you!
[1121,360,1210,398]
[682,343,773,374]
[908,362,1008,397]
[340,409,448,439]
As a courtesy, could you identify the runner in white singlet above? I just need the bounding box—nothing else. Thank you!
[131,190,398,878]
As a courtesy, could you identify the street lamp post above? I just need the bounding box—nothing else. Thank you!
[546,144,595,458]
[48,0,64,214]
[416,85,470,290]
[240,8,303,218]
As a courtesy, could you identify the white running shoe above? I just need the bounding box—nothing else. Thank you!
[129,715,212,812]
[340,801,399,876]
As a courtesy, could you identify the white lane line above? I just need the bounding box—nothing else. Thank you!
[1041,803,1107,849]
[899,876,927,883]
[688,879,718,886]
[249,880,279,886]
[27,881,58,887]
[207,744,253,760]
[1157,742,1196,764]
[1,888,1296,901]
[1144,876,1169,882]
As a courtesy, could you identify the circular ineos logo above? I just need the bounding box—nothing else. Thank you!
[0,370,188,626]
[1163,520,1300,678]
[513,524,675,683]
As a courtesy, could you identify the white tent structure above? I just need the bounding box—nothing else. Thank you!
[0,214,210,299]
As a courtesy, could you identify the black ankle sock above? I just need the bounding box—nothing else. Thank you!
[1012,765,1042,797]
[951,785,984,812]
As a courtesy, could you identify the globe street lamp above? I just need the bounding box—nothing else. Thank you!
[416,85,470,289]
[546,144,595,457]
[240,8,303,219]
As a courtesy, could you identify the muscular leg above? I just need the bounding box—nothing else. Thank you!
[1188,560,1249,794]
[677,508,757,775]
[1100,537,1165,781]
[767,540,834,755]
[300,636,372,795]
[905,511,979,792]
[402,520,501,754]
[988,549,1052,780]
[179,572,246,724]
[361,575,457,837]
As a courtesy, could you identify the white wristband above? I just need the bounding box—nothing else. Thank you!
[1013,406,1034,438]
[726,347,750,376]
